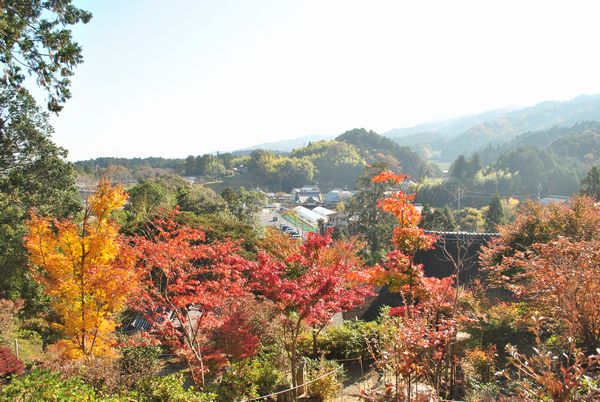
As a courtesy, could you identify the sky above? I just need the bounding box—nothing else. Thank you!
[39,0,600,161]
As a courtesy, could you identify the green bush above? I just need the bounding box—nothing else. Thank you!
[464,302,531,364]
[210,357,285,402]
[306,320,381,360]
[0,370,99,401]
[118,344,162,387]
[0,370,215,402]
[304,358,344,401]
[134,373,215,402]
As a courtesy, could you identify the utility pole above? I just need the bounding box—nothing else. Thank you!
[537,182,542,201]
[457,186,464,211]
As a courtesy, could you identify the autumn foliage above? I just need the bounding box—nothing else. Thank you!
[250,229,373,390]
[368,170,438,305]
[480,195,600,289]
[124,215,258,387]
[481,195,600,349]
[0,347,24,381]
[361,170,465,399]
[25,180,136,358]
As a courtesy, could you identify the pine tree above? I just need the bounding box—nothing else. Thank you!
[485,194,504,232]
[581,166,600,199]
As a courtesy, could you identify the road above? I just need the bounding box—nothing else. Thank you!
[258,207,310,238]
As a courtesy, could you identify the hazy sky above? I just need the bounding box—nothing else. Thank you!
[42,0,600,161]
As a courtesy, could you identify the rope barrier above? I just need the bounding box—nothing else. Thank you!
[239,365,343,402]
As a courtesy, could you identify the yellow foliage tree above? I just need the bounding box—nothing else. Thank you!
[25,179,136,358]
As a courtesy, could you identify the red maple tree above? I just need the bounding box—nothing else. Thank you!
[123,216,258,387]
[249,229,373,391]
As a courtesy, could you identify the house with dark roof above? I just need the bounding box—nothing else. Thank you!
[293,185,323,207]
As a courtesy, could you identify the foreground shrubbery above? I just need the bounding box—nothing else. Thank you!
[0,370,215,402]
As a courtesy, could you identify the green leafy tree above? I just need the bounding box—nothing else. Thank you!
[0,88,79,312]
[0,1,92,111]
[346,163,397,261]
[292,140,364,188]
[455,207,485,232]
[420,206,457,231]
[485,194,504,232]
[177,185,227,216]
[275,157,315,191]
[580,166,600,199]
[221,187,266,222]
[126,180,177,223]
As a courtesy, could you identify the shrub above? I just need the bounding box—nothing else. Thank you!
[41,352,122,396]
[134,373,215,402]
[302,320,381,360]
[304,358,344,401]
[0,370,98,401]
[502,316,600,401]
[0,346,24,382]
[210,357,285,402]
[465,301,530,364]
[465,382,502,402]
[119,344,162,387]
[463,345,496,385]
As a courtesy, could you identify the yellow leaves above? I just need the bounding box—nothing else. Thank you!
[25,181,136,359]
[86,178,128,219]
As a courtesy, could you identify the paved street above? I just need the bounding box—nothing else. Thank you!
[258,207,309,238]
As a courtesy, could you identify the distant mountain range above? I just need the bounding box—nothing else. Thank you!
[238,134,334,153]
[239,94,600,163]
[388,94,600,161]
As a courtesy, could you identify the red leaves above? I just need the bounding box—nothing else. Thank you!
[0,347,24,380]
[250,231,374,328]
[124,216,258,386]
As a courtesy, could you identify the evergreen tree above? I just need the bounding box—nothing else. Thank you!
[449,155,469,181]
[0,88,80,313]
[0,1,92,111]
[485,194,504,232]
[581,166,600,199]
[467,154,482,177]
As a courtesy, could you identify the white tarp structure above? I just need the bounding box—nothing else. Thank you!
[293,206,325,226]
[312,206,336,220]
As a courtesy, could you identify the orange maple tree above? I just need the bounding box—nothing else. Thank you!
[25,180,137,358]
[369,170,437,306]
[364,170,464,399]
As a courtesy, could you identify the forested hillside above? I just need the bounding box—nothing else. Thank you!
[416,122,599,211]
[75,129,436,191]
[388,94,600,161]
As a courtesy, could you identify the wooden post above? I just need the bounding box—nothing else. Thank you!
[340,363,344,401]
[14,339,19,359]
[297,360,306,396]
